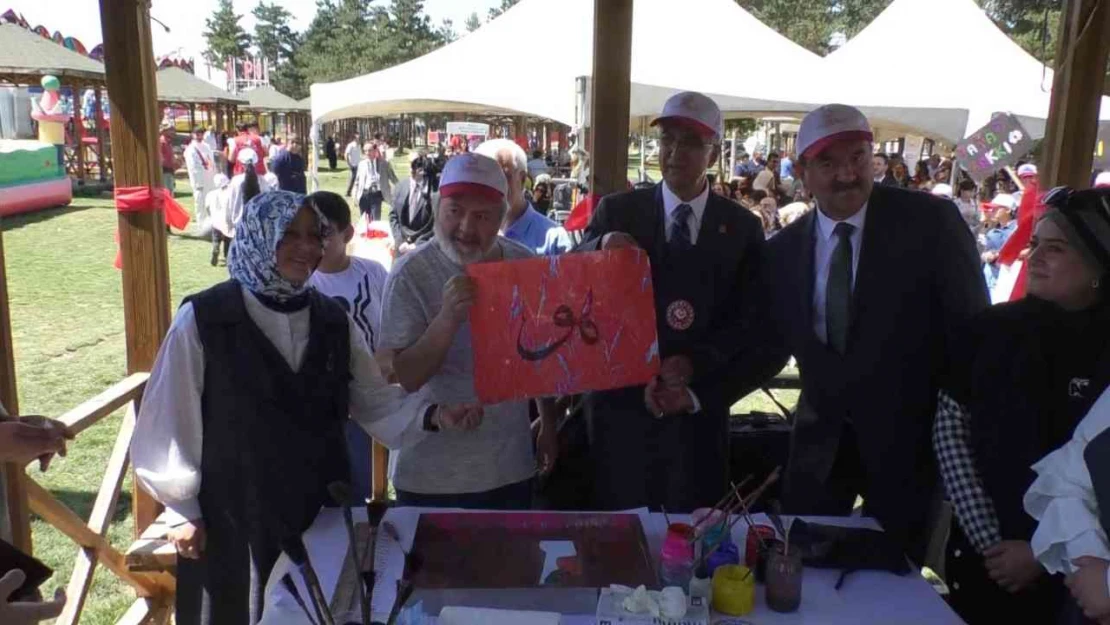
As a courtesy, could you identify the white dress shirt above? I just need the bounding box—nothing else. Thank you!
[812,203,867,344]
[661,181,708,245]
[131,286,431,525]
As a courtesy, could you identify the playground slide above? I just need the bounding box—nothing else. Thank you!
[0,140,72,216]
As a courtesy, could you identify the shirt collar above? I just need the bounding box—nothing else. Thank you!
[815,202,868,242]
[661,180,710,223]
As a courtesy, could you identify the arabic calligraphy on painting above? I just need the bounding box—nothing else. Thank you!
[466,249,660,403]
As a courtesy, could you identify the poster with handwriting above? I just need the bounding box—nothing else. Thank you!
[466,249,659,403]
[955,113,1034,182]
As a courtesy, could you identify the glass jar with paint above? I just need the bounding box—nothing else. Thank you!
[765,547,803,612]
[659,523,695,588]
[705,534,740,577]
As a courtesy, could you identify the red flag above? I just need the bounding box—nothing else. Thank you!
[466,249,660,403]
[996,179,1042,300]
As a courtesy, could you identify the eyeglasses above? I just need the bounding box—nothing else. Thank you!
[659,133,714,152]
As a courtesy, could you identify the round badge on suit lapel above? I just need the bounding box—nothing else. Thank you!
[666,300,695,331]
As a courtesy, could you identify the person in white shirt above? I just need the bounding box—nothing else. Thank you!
[353,142,397,221]
[344,133,362,197]
[307,191,391,501]
[130,190,466,625]
[267,137,284,163]
[206,174,232,266]
[224,149,271,246]
[183,126,215,235]
[1026,387,1110,624]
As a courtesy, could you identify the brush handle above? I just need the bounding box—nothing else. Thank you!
[282,574,318,625]
[339,508,371,625]
[299,562,336,625]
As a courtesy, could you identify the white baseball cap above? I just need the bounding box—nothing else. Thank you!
[1017,163,1038,179]
[651,91,723,140]
[1096,171,1110,188]
[988,193,1017,211]
[932,183,953,199]
[439,153,508,201]
[797,104,874,160]
[237,148,259,165]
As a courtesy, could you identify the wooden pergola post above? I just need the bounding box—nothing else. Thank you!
[95,88,109,181]
[1040,0,1110,189]
[0,229,32,553]
[72,82,86,181]
[588,0,634,197]
[99,0,171,536]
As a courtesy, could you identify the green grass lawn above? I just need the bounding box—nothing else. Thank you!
[3,156,790,624]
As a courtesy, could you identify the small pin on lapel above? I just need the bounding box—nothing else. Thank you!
[719,224,727,234]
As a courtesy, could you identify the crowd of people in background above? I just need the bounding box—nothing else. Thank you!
[95,91,1110,625]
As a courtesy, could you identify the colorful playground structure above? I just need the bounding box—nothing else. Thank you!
[0,75,72,216]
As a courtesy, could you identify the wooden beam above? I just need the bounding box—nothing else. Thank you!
[1040,0,1110,189]
[24,479,163,596]
[99,0,170,537]
[0,222,31,553]
[588,0,634,197]
[56,406,136,625]
[117,597,173,625]
[51,373,148,439]
[95,88,109,181]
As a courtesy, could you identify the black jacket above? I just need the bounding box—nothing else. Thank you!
[574,185,774,511]
[390,178,437,246]
[747,184,988,554]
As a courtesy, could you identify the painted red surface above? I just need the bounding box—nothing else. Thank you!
[466,248,659,403]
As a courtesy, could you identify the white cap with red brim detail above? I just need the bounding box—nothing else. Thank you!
[651,91,723,140]
[797,104,874,160]
[439,152,508,202]
[1097,172,1110,188]
[1017,163,1038,179]
[987,193,1018,211]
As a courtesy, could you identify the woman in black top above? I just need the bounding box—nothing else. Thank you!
[935,187,1110,624]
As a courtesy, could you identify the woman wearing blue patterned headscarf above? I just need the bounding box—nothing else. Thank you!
[129,191,444,625]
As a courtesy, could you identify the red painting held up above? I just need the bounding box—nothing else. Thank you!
[466,248,660,403]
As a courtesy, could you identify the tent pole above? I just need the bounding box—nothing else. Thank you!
[588,0,633,197]
[730,127,738,179]
[639,117,646,181]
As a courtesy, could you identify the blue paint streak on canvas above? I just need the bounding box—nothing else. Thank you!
[510,285,522,321]
[605,326,624,363]
[548,254,560,278]
[556,352,571,381]
[645,339,659,364]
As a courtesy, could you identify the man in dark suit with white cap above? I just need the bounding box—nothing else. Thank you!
[577,92,772,512]
[744,104,987,560]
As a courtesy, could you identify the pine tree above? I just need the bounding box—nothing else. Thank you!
[253,1,299,67]
[486,0,520,21]
[203,0,252,67]
[465,11,482,32]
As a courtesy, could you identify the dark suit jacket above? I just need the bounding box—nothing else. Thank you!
[573,185,777,511]
[390,178,437,245]
[749,184,987,554]
[578,186,772,406]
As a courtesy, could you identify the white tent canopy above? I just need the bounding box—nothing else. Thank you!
[820,0,1110,143]
[310,0,826,128]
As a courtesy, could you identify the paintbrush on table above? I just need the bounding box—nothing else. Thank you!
[696,467,781,571]
[281,573,318,625]
[384,579,416,625]
[282,536,336,625]
[363,501,390,616]
[328,482,370,625]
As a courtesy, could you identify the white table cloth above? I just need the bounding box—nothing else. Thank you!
[261,507,964,625]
